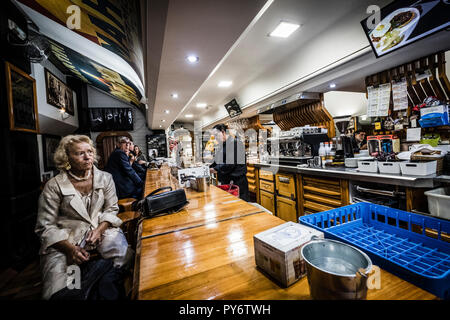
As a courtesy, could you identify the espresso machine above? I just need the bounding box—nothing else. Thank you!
[268,127,329,166]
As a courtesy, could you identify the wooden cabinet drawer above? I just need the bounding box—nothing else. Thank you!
[259,169,274,182]
[302,175,342,203]
[259,180,274,193]
[246,172,255,179]
[247,166,255,173]
[303,201,334,213]
[260,190,275,214]
[249,185,257,193]
[276,173,296,200]
[277,196,297,222]
[299,175,349,216]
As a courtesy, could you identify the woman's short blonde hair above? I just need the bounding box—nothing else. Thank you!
[53,135,98,171]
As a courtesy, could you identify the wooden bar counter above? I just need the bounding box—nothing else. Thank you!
[133,165,437,300]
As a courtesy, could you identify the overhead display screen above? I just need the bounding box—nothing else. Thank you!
[361,0,450,58]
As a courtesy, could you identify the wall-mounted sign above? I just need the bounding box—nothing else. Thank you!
[224,99,242,118]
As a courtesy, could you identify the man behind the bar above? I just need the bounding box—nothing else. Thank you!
[209,124,249,201]
[351,129,367,153]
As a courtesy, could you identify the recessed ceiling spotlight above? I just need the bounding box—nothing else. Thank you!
[171,93,178,99]
[329,83,336,88]
[269,21,300,38]
[185,114,193,118]
[165,110,170,114]
[159,125,162,128]
[161,119,166,122]
[218,80,232,88]
[186,55,199,63]
[196,103,207,108]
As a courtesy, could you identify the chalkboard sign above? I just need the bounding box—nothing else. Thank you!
[5,62,39,133]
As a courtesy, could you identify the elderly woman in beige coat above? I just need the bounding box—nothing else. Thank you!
[36,135,131,300]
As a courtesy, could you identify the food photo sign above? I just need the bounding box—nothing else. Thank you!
[361,0,450,58]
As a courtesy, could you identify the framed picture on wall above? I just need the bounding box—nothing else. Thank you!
[42,134,61,172]
[5,61,39,133]
[44,68,74,115]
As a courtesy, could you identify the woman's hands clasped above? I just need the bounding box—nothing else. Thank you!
[84,221,111,250]
[67,245,90,265]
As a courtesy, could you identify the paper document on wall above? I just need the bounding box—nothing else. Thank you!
[392,80,408,111]
[367,84,391,116]
[406,127,421,142]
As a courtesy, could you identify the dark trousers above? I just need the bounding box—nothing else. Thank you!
[50,258,126,300]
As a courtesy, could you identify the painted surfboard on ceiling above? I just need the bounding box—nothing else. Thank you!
[16,0,144,84]
[47,37,142,108]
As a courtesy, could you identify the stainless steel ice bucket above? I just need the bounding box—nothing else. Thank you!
[301,239,372,300]
[192,176,210,192]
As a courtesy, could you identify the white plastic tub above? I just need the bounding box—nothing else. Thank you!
[424,187,450,220]
[357,161,378,173]
[378,161,402,174]
[399,161,437,176]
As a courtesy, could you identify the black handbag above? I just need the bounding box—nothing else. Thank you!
[133,186,188,218]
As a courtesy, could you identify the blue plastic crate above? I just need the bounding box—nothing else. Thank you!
[299,202,450,299]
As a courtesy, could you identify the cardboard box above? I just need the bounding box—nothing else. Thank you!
[254,222,324,287]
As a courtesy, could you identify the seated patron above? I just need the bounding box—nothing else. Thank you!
[36,135,132,300]
[128,140,146,180]
[129,152,146,181]
[105,136,144,199]
[134,145,148,166]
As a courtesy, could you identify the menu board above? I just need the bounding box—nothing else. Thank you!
[361,0,450,58]
[367,83,391,117]
[392,79,409,111]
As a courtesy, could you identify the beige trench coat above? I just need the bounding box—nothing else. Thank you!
[36,166,124,300]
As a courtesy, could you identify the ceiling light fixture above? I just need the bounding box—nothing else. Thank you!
[186,55,199,63]
[329,83,336,88]
[165,110,170,114]
[269,21,300,38]
[186,114,193,118]
[171,93,178,98]
[196,103,207,108]
[161,119,166,122]
[159,125,162,128]
[218,80,232,88]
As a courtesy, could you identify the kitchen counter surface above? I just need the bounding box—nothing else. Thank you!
[434,175,450,184]
[132,165,438,300]
[252,162,440,188]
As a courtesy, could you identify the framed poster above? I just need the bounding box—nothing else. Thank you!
[44,68,74,115]
[5,62,39,133]
[42,134,61,172]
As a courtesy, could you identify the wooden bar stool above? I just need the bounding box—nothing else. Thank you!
[118,198,136,212]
